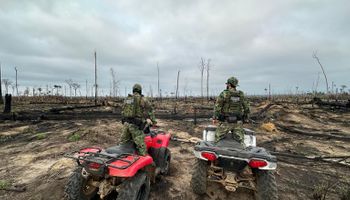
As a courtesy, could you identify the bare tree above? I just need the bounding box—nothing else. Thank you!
[65,79,73,97]
[71,83,81,96]
[199,58,205,98]
[314,72,321,93]
[11,85,15,95]
[175,70,180,99]
[340,85,347,94]
[183,78,189,97]
[94,51,98,104]
[109,80,112,96]
[38,87,42,96]
[149,85,153,98]
[54,85,62,95]
[157,62,160,97]
[23,87,29,96]
[206,59,211,100]
[110,68,119,97]
[2,79,12,94]
[313,51,329,93]
[269,84,271,100]
[14,67,18,96]
[85,80,88,99]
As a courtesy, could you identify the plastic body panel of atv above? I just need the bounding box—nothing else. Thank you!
[64,127,171,200]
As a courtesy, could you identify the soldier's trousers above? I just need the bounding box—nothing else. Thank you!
[120,123,147,156]
[215,121,245,144]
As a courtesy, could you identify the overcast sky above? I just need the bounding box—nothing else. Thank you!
[0,0,349,96]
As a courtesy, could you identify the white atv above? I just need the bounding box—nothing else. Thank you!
[191,125,278,200]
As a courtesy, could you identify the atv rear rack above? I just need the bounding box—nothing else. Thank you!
[65,150,140,170]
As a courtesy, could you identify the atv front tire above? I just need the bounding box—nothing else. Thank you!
[190,158,208,195]
[64,167,98,200]
[255,170,278,200]
[117,171,150,200]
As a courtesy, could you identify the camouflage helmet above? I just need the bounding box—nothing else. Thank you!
[226,77,238,86]
[133,83,142,94]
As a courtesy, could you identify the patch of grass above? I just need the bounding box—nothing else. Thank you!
[68,133,81,142]
[35,133,47,140]
[0,180,10,190]
[23,127,36,134]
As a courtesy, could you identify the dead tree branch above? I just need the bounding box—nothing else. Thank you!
[313,51,329,93]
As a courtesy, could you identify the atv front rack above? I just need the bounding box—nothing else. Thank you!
[65,149,140,170]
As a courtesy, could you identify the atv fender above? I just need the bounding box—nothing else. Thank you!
[152,133,171,148]
[108,155,153,177]
[79,147,102,154]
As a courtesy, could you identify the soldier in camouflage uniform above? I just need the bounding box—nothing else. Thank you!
[213,77,250,144]
[120,84,156,156]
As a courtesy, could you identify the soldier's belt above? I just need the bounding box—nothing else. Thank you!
[122,118,144,126]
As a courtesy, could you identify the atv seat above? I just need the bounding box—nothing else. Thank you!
[105,142,136,155]
[216,137,244,149]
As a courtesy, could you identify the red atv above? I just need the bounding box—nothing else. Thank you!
[64,127,171,200]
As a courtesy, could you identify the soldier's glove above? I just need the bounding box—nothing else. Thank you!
[146,118,153,126]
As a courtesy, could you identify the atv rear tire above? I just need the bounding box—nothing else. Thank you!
[64,167,98,200]
[255,170,278,200]
[190,158,208,195]
[117,171,150,200]
[160,148,171,175]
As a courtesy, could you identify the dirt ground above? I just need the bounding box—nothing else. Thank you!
[0,102,349,200]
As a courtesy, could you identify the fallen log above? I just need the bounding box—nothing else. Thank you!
[250,103,274,120]
[49,104,102,113]
[272,151,350,168]
[312,97,350,109]
[277,124,350,141]
[171,136,201,144]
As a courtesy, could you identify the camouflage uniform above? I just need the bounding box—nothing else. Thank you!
[214,77,250,143]
[120,84,156,156]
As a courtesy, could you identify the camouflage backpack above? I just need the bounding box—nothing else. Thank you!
[121,94,142,118]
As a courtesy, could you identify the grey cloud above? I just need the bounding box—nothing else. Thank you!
[0,0,349,96]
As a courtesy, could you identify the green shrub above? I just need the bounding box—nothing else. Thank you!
[0,180,10,190]
[35,133,47,140]
[68,133,80,142]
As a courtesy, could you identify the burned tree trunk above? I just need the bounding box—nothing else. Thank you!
[4,94,11,113]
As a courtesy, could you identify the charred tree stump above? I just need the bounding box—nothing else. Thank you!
[3,94,11,113]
